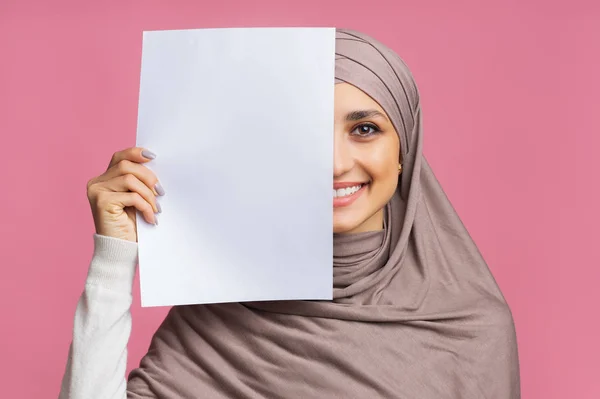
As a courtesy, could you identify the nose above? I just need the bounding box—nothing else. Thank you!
[333,133,353,177]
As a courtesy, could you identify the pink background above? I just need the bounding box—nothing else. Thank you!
[1,1,598,398]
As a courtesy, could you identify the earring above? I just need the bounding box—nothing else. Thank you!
[398,163,403,174]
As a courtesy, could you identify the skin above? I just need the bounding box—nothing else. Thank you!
[333,83,401,234]
[87,83,400,242]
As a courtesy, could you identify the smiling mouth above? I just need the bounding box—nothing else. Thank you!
[333,183,365,198]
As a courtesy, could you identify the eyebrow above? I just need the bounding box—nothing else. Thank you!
[345,109,389,123]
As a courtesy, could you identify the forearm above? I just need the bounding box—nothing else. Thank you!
[59,234,138,399]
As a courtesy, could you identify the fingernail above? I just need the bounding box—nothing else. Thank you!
[142,149,156,160]
[154,215,159,226]
[156,202,162,213]
[155,182,165,196]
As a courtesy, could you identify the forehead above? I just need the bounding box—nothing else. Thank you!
[334,83,385,113]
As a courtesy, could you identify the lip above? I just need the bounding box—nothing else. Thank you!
[333,183,368,208]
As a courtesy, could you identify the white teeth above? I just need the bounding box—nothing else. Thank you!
[333,184,363,198]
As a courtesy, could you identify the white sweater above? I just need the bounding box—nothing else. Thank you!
[59,234,139,399]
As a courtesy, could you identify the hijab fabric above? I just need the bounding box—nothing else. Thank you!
[127,28,521,398]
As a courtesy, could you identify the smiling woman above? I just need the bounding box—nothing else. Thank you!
[333,83,400,234]
[59,28,520,399]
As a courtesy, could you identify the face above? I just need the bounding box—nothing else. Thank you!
[333,83,401,234]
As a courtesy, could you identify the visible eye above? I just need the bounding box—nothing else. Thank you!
[351,123,382,138]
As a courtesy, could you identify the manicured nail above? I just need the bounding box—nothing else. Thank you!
[142,149,156,160]
[155,182,165,196]
[154,215,159,226]
[156,202,162,213]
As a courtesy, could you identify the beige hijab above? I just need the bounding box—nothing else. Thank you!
[127,28,520,398]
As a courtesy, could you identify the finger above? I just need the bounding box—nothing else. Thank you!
[97,159,162,196]
[112,192,157,225]
[108,147,156,170]
[103,174,159,214]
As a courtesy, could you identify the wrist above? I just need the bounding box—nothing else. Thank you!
[86,234,139,293]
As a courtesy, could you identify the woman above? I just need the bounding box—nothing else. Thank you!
[59,29,520,398]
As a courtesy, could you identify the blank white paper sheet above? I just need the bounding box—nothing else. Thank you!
[135,27,335,307]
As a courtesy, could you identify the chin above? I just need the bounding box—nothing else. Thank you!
[333,215,363,234]
[333,205,386,234]
[333,224,351,234]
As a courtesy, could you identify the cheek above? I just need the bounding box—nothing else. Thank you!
[363,137,400,181]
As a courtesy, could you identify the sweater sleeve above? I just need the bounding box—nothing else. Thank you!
[58,234,139,399]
